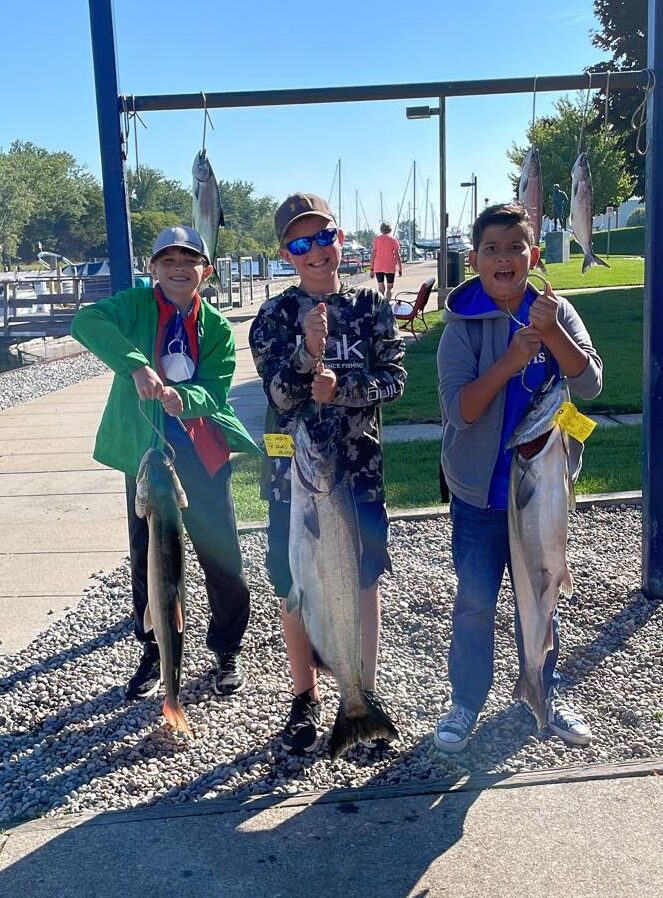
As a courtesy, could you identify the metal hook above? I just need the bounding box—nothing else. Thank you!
[201,92,215,153]
[531,74,538,137]
[631,68,656,156]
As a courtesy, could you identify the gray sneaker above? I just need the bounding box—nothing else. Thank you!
[546,694,591,746]
[433,703,478,753]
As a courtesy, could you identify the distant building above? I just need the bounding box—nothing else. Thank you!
[593,197,643,230]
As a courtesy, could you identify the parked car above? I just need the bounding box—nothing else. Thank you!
[446,235,472,253]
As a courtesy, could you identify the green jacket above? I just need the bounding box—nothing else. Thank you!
[71,286,260,476]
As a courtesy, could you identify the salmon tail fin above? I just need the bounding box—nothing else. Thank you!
[329,693,399,760]
[513,670,547,730]
[163,697,194,739]
[582,252,610,273]
[560,566,574,598]
[535,258,547,274]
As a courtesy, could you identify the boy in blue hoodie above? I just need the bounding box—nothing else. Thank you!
[435,202,603,752]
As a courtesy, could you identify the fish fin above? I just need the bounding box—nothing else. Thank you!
[582,252,610,273]
[175,599,185,634]
[535,258,547,274]
[329,693,399,760]
[285,586,304,617]
[303,502,320,540]
[163,697,193,739]
[515,472,536,510]
[143,605,153,634]
[560,566,574,598]
[513,670,546,729]
[311,646,331,674]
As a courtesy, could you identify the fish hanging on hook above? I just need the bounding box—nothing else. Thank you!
[518,147,545,271]
[192,148,224,278]
[570,153,610,274]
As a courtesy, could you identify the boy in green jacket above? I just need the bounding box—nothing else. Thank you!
[72,226,258,701]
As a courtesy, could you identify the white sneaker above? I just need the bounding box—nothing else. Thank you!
[433,703,478,753]
[546,694,592,747]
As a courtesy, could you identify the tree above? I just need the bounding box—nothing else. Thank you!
[127,166,191,221]
[626,206,646,226]
[130,211,181,256]
[590,0,647,197]
[0,153,34,257]
[507,95,635,216]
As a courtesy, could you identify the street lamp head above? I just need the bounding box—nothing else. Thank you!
[406,105,440,119]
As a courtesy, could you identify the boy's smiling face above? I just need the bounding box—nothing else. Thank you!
[279,214,344,295]
[150,248,213,309]
[469,222,540,310]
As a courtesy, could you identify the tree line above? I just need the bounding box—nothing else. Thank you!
[0,141,283,264]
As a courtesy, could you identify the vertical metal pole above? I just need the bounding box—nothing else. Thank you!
[438,97,447,293]
[413,159,417,256]
[338,158,342,228]
[88,0,134,293]
[643,0,663,596]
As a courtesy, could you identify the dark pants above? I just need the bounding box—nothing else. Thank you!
[448,496,560,714]
[125,443,250,656]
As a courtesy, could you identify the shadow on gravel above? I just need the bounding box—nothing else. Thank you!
[0,618,131,693]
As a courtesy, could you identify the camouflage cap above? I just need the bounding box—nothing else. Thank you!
[275,193,336,244]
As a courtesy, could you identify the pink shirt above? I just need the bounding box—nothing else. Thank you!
[371,234,401,273]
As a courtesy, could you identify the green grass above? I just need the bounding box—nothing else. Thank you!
[542,255,644,290]
[230,425,641,523]
[383,284,644,424]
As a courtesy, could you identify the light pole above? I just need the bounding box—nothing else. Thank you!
[406,100,446,295]
[461,174,478,230]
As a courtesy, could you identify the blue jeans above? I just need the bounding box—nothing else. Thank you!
[448,496,560,714]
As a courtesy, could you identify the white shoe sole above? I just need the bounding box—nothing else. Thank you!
[548,724,592,747]
[433,732,470,753]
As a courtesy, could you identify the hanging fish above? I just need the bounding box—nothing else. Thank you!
[518,147,544,246]
[192,149,224,273]
[570,153,610,274]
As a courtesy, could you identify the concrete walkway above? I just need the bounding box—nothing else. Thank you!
[1,262,657,897]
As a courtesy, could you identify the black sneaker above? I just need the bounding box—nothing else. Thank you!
[126,644,161,700]
[282,691,321,753]
[213,650,245,696]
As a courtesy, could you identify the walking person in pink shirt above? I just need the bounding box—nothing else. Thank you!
[370,222,403,300]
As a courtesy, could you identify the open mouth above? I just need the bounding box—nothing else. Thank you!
[494,269,515,281]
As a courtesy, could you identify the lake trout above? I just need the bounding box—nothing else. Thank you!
[570,152,610,274]
[135,447,192,738]
[507,381,577,729]
[288,416,399,759]
[192,149,223,271]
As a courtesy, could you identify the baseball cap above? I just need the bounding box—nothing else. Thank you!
[150,226,210,264]
[274,193,336,244]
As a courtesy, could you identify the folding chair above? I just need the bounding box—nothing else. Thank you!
[390,277,435,340]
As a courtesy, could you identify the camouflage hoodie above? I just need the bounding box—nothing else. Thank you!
[249,283,407,503]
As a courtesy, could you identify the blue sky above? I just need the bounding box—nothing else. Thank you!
[3,0,608,238]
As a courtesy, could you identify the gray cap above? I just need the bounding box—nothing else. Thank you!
[150,226,210,263]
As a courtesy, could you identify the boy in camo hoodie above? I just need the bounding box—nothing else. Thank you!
[249,193,407,755]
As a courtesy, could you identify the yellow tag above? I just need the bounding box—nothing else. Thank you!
[552,401,597,442]
[263,433,294,457]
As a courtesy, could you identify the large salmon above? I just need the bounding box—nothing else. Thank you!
[287,416,399,759]
[570,153,610,274]
[135,447,192,738]
[507,381,578,729]
[518,147,544,248]
[192,149,223,270]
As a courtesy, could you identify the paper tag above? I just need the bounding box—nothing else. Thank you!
[263,433,294,457]
[552,401,597,442]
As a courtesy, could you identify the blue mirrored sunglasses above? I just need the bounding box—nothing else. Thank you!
[284,228,338,256]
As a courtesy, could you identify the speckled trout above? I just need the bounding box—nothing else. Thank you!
[507,380,579,728]
[135,447,192,738]
[288,416,398,759]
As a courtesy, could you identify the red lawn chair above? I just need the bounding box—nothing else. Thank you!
[390,277,436,340]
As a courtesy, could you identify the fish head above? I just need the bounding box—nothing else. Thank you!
[292,416,342,497]
[507,380,569,448]
[135,448,188,517]
[192,150,212,183]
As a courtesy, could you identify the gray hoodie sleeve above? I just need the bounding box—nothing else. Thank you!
[436,321,481,431]
[557,298,603,399]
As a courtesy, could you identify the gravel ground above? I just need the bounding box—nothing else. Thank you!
[0,351,109,410]
[1,353,661,825]
[1,503,661,826]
